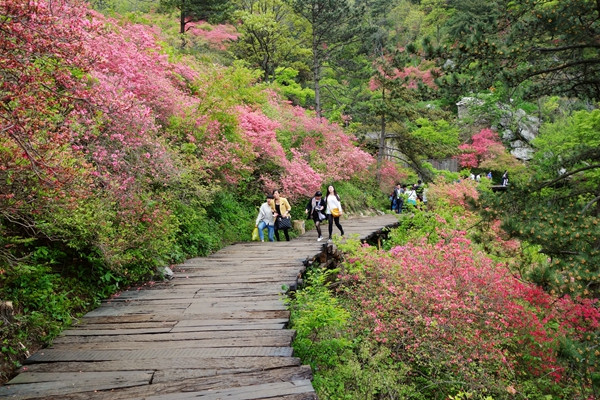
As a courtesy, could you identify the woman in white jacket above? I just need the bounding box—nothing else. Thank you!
[325,185,345,241]
[255,194,275,242]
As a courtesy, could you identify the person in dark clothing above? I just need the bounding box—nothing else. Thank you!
[305,191,326,241]
[415,179,424,202]
[502,171,509,186]
[393,183,404,214]
[271,189,292,241]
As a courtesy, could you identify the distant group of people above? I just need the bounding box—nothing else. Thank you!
[255,185,344,243]
[389,180,426,213]
[255,170,511,243]
[463,170,509,186]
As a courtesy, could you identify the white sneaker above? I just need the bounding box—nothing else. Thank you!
[317,236,323,242]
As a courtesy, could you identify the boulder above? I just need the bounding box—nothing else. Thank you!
[293,220,305,234]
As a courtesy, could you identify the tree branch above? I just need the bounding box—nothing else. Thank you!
[538,164,600,189]
[532,44,600,52]
[582,195,600,215]
[525,59,600,80]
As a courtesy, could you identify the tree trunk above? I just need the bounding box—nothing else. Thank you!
[376,88,386,185]
[179,0,186,34]
[312,33,321,118]
[179,0,187,48]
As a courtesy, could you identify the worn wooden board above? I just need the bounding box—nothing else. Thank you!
[51,335,294,351]
[23,369,316,400]
[142,380,316,400]
[19,356,304,373]
[52,329,294,344]
[0,370,152,398]
[25,346,293,363]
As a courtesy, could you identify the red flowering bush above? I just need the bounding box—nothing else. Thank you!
[457,128,505,168]
[338,234,600,397]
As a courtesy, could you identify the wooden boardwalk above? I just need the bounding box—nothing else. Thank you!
[0,215,398,400]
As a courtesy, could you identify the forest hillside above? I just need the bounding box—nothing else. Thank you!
[2,0,600,398]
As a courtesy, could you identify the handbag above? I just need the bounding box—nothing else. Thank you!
[277,216,292,230]
[331,208,341,217]
[251,227,259,241]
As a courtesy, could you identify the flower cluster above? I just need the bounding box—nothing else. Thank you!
[457,128,504,168]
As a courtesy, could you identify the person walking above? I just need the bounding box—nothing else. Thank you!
[406,184,418,207]
[271,189,292,241]
[393,183,404,214]
[255,194,275,242]
[325,185,344,241]
[502,171,509,186]
[305,191,326,241]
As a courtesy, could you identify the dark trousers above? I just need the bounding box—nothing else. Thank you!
[395,198,403,214]
[327,214,344,239]
[274,225,290,241]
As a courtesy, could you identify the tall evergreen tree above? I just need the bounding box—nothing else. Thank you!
[436,0,600,101]
[289,0,366,117]
[160,0,232,35]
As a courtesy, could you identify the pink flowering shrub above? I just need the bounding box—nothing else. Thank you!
[426,176,479,209]
[338,234,600,396]
[236,105,286,161]
[187,21,239,50]
[378,160,410,193]
[267,99,376,182]
[370,56,439,92]
[457,128,505,168]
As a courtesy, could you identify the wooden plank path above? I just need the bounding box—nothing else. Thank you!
[0,215,398,400]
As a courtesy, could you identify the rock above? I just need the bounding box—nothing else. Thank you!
[456,97,484,120]
[293,220,305,234]
[1,301,14,323]
[158,266,174,280]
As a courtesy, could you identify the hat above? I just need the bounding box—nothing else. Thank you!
[315,191,322,197]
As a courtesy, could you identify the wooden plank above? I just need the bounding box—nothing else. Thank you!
[77,314,180,324]
[8,370,152,385]
[169,323,287,332]
[105,294,282,303]
[179,310,290,320]
[173,318,289,327]
[0,370,152,399]
[28,369,315,400]
[20,356,303,373]
[60,327,173,336]
[69,321,177,330]
[143,380,315,400]
[52,329,295,344]
[25,346,293,363]
[51,335,294,350]
[151,365,312,384]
